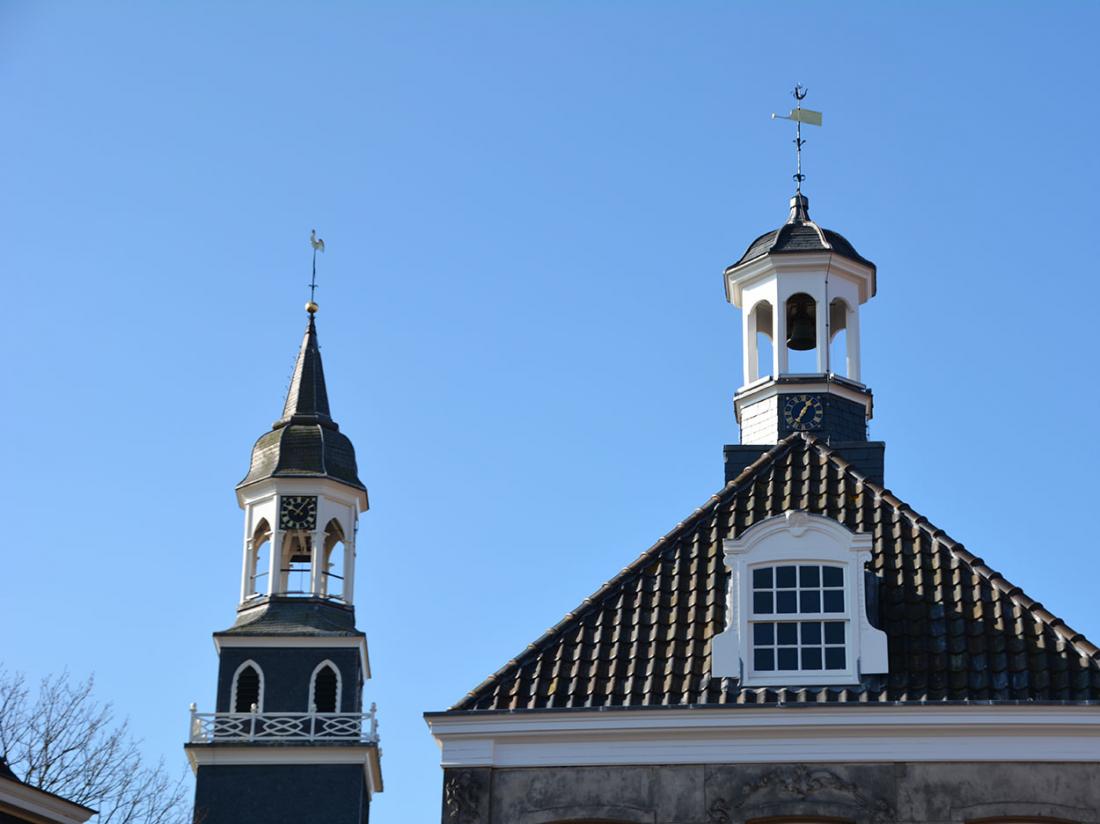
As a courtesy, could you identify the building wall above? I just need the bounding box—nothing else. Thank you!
[440,762,1100,824]
[194,764,369,824]
[215,647,361,713]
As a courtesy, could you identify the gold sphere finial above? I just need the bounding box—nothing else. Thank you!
[306,301,319,315]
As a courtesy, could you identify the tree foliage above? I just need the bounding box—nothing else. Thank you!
[0,666,189,824]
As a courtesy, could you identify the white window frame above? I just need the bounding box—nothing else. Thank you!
[229,659,265,713]
[308,660,343,713]
[711,510,888,686]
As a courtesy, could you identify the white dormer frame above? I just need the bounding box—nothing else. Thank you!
[711,510,888,686]
[308,659,344,713]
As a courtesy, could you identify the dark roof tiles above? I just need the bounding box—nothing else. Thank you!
[451,434,1100,711]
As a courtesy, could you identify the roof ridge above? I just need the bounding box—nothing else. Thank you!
[807,435,1100,664]
[448,436,805,710]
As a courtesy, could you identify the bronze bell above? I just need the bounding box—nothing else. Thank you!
[786,294,817,351]
[288,534,312,564]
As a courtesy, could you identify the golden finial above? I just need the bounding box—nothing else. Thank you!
[306,301,319,314]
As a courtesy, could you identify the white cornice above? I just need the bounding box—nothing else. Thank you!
[185,744,383,796]
[425,705,1100,768]
[734,377,872,421]
[725,252,875,307]
[0,776,95,824]
[213,635,371,680]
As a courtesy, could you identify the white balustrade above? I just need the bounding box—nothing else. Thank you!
[188,705,379,744]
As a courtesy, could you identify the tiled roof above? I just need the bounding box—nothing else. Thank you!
[451,434,1100,711]
[217,597,364,637]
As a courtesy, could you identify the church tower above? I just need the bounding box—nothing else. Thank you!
[185,303,382,823]
[722,191,886,485]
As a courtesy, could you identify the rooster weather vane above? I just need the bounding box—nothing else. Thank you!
[307,229,325,313]
[772,85,823,193]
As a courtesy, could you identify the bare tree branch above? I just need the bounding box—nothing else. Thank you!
[0,666,189,824]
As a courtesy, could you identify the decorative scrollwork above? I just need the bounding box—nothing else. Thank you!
[733,765,895,822]
[444,770,482,824]
[707,796,731,823]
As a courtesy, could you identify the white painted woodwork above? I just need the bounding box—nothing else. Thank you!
[711,511,888,684]
[425,705,1100,769]
[726,250,874,390]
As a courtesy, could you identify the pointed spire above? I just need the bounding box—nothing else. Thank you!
[275,311,334,429]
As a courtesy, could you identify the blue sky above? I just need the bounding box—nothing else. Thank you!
[2,3,1099,822]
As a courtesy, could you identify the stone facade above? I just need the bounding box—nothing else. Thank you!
[441,763,1100,824]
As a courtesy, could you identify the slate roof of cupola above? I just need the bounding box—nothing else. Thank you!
[238,313,366,492]
[732,193,876,274]
[450,434,1100,711]
[217,597,363,638]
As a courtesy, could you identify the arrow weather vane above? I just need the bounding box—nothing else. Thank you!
[308,229,325,311]
[772,85,822,193]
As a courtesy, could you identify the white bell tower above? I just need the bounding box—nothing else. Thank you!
[723,193,877,446]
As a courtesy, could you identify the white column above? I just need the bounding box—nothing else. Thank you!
[744,303,758,384]
[269,530,283,595]
[343,537,356,605]
[847,306,861,382]
[815,295,828,373]
[310,530,325,596]
[240,538,255,603]
[774,300,788,375]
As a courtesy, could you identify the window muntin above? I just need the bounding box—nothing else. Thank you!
[749,563,849,674]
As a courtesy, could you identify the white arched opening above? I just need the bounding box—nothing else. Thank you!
[748,299,774,381]
[281,531,313,596]
[322,519,346,599]
[246,520,271,599]
[785,293,819,374]
[230,660,264,713]
[308,660,342,713]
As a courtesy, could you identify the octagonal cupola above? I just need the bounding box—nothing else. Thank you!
[724,193,877,446]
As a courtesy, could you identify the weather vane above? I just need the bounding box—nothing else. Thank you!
[307,229,325,313]
[772,85,822,193]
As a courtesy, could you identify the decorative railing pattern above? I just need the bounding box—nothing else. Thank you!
[189,703,379,744]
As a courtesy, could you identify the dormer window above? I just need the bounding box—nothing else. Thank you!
[750,563,848,673]
[711,510,887,686]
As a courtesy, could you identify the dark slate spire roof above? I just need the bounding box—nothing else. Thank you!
[217,596,363,637]
[238,313,366,492]
[279,312,333,426]
[732,193,876,274]
[448,434,1100,711]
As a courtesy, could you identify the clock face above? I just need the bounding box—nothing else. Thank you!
[783,394,824,431]
[279,495,318,530]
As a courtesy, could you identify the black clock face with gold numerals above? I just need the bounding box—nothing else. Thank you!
[279,495,318,530]
[783,394,824,431]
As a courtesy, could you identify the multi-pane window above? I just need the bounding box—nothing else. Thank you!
[750,564,847,672]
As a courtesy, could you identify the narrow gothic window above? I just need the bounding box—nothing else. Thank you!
[233,664,261,713]
[312,664,339,713]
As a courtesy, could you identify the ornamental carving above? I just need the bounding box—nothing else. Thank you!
[784,509,811,537]
[444,770,482,824]
[709,765,895,824]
